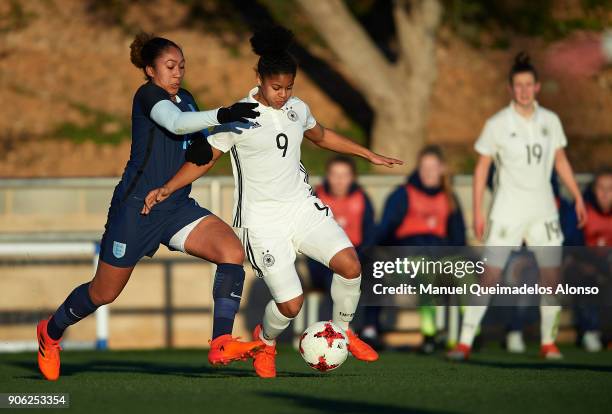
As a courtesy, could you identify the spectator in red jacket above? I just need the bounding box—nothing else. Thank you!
[374,145,466,352]
[581,169,612,247]
[571,168,612,351]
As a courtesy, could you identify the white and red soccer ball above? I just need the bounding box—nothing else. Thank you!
[299,321,348,372]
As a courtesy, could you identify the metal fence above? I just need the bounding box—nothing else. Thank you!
[0,174,593,351]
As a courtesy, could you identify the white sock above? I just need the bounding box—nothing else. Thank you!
[331,273,361,330]
[261,300,293,345]
[540,295,561,345]
[459,304,489,346]
[458,291,492,346]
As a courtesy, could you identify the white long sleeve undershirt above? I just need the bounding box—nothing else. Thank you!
[150,100,220,135]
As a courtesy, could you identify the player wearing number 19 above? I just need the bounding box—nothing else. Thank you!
[142,26,403,378]
[447,52,587,362]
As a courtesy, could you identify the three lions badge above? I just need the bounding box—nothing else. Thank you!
[113,241,126,259]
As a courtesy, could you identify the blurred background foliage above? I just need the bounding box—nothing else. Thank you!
[445,0,611,47]
[1,0,610,176]
[80,0,612,49]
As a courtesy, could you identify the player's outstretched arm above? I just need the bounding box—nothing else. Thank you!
[473,155,492,241]
[150,101,259,135]
[554,148,587,227]
[304,123,403,168]
[141,146,224,215]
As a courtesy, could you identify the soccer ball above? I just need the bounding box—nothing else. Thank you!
[298,321,348,372]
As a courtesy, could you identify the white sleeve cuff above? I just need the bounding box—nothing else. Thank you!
[305,119,317,131]
[150,100,220,135]
[207,140,230,153]
[474,142,494,156]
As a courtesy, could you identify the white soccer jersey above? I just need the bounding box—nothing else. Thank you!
[475,102,567,221]
[208,87,317,228]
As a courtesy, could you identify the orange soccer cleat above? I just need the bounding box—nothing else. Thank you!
[37,319,62,381]
[208,334,264,366]
[251,325,276,378]
[446,343,471,362]
[540,343,563,360]
[346,329,379,362]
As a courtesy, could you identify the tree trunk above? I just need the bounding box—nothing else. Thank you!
[296,0,441,173]
[370,93,427,174]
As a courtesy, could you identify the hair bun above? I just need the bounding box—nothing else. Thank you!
[250,25,294,57]
[508,50,538,83]
[130,32,155,69]
[514,51,531,66]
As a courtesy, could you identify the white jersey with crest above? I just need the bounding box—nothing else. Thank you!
[475,102,567,222]
[207,87,317,228]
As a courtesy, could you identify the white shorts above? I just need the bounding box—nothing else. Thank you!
[241,196,353,303]
[484,214,563,268]
[168,216,206,253]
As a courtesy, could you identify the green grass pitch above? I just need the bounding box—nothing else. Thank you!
[1,345,611,413]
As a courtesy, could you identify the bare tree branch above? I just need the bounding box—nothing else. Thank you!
[295,0,442,171]
[295,0,396,105]
[393,0,441,79]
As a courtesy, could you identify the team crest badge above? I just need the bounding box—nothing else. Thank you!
[263,251,275,267]
[287,109,299,122]
[541,126,549,137]
[113,241,126,259]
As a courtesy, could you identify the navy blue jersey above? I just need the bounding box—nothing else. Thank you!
[111,82,206,209]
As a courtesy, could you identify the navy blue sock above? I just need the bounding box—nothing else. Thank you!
[212,263,245,339]
[47,282,98,340]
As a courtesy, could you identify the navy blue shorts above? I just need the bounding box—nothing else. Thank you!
[99,197,211,267]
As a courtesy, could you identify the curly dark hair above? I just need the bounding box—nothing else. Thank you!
[250,25,297,79]
[130,32,182,80]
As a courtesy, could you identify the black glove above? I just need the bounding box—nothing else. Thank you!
[217,102,260,124]
[185,137,213,166]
